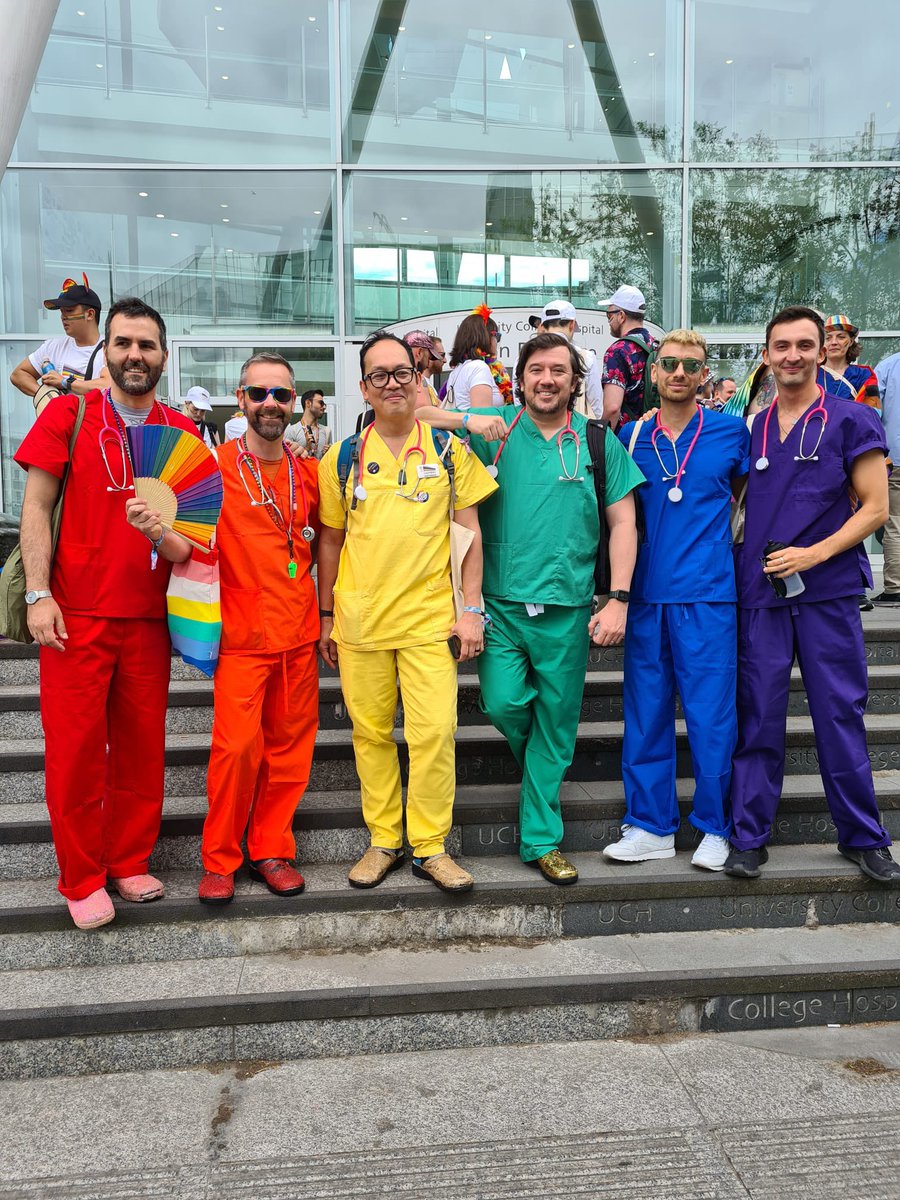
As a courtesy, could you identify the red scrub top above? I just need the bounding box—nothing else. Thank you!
[15,389,200,619]
[215,439,320,653]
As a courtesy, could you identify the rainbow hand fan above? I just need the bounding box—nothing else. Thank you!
[126,425,223,551]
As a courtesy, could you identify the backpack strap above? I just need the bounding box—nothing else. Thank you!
[586,418,609,595]
[620,332,652,356]
[431,427,456,513]
[84,341,103,381]
[336,433,362,529]
[627,419,643,455]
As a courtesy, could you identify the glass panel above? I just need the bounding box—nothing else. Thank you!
[12,1,333,165]
[176,342,335,429]
[0,342,38,516]
[342,0,683,165]
[0,169,335,338]
[690,168,900,332]
[692,0,898,163]
[346,171,682,333]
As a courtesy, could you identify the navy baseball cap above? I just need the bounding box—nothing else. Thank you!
[44,273,103,313]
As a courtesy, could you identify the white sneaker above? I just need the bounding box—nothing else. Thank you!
[691,833,730,872]
[603,826,675,862]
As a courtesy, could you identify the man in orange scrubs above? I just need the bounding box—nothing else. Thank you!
[16,298,198,931]
[198,353,320,904]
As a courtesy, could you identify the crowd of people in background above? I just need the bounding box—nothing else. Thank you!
[9,274,900,930]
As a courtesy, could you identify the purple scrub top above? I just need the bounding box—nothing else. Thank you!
[736,392,887,608]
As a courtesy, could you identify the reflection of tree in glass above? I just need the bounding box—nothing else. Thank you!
[691,124,900,331]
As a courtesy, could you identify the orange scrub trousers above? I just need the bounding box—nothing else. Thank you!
[318,427,497,857]
[202,440,320,875]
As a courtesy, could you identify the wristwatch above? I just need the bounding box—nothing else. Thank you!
[63,374,76,391]
[608,590,630,603]
[25,590,53,605]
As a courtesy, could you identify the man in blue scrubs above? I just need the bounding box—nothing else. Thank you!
[604,329,750,870]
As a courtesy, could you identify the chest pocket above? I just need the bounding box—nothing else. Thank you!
[791,452,845,503]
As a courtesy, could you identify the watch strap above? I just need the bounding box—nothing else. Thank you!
[608,589,630,603]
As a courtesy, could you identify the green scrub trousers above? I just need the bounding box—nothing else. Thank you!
[478,596,590,860]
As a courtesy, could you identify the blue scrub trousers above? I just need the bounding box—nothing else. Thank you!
[730,598,889,851]
[622,601,736,839]
[478,598,590,861]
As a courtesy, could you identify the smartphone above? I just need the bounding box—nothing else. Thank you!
[447,635,462,659]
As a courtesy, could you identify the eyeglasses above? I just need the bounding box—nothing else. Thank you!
[606,308,623,318]
[430,353,446,363]
[658,356,705,376]
[363,367,415,388]
[242,385,295,404]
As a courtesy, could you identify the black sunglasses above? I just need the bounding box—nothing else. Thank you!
[242,385,295,404]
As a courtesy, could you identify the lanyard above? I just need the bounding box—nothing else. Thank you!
[237,436,314,577]
[650,405,704,503]
[756,386,827,470]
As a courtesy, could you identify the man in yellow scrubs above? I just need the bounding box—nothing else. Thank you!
[317,332,498,892]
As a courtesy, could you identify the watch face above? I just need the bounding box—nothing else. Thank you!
[25,591,38,604]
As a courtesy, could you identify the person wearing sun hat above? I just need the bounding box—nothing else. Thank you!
[820,315,881,410]
[9,273,111,411]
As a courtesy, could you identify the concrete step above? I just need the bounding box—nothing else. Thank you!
[5,713,900,806]
[2,776,900,880]
[0,920,897,1079]
[2,847,899,974]
[6,663,900,739]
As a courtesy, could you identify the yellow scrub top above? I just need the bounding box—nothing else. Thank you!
[318,423,498,650]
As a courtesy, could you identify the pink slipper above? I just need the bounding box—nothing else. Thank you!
[108,874,165,902]
[66,888,115,931]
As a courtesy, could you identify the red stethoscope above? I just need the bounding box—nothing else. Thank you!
[756,386,828,470]
[353,420,434,503]
[100,390,170,492]
[650,405,704,502]
[487,408,583,481]
[236,436,314,577]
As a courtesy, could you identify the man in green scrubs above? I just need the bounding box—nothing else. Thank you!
[420,332,644,883]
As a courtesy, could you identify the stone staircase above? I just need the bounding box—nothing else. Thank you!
[1,617,899,1081]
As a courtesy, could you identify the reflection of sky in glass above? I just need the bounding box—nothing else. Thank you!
[406,250,438,284]
[456,254,505,287]
[353,248,399,282]
[509,256,589,288]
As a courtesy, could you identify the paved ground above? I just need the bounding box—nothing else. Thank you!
[1,1025,898,1198]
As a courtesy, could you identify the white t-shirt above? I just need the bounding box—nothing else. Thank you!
[224,414,248,441]
[446,359,505,410]
[28,335,105,382]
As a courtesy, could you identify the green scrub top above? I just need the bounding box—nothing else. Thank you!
[464,405,645,606]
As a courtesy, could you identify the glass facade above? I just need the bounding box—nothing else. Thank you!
[2,0,898,513]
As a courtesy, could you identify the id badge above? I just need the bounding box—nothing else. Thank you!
[418,463,440,480]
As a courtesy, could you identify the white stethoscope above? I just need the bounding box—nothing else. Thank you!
[487,408,583,481]
[650,405,704,503]
[100,389,169,492]
[755,386,828,471]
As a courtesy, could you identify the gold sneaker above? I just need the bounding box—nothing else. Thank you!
[531,849,579,885]
[412,853,474,893]
[348,847,405,889]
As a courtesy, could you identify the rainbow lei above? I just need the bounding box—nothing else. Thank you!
[474,347,513,401]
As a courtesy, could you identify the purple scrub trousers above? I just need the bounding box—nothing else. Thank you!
[730,596,889,851]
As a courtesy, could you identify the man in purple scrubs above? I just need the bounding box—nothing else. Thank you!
[725,306,900,884]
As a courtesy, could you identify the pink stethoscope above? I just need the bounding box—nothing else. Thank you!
[353,420,431,502]
[650,405,704,503]
[487,408,583,481]
[755,386,828,470]
[100,389,169,492]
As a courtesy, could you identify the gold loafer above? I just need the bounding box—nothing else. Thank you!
[530,849,579,885]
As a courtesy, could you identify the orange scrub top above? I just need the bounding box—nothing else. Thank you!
[215,438,319,654]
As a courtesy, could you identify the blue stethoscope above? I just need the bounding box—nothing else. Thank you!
[755,386,828,471]
[100,389,169,492]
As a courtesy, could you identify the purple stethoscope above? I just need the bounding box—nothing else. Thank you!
[99,389,169,492]
[755,386,828,471]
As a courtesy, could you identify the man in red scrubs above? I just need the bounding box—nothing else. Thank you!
[197,353,320,905]
[16,298,199,930]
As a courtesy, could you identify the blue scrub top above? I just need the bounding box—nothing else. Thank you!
[621,409,750,603]
[736,393,887,608]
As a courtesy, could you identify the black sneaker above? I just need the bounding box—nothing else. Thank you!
[838,845,900,886]
[858,594,874,612]
[723,845,769,879]
[872,592,900,604]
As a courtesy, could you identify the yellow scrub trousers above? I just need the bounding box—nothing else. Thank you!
[338,641,458,858]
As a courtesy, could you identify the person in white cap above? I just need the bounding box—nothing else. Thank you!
[182,386,220,449]
[598,285,658,429]
[527,300,603,419]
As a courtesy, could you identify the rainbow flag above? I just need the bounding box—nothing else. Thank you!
[166,549,220,677]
